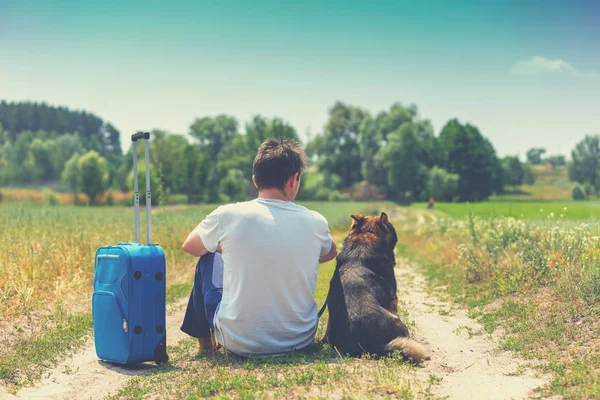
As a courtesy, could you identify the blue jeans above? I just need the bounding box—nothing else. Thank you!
[180,253,224,338]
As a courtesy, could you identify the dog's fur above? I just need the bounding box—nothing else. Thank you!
[323,212,427,363]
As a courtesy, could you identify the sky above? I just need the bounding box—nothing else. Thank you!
[1,0,599,158]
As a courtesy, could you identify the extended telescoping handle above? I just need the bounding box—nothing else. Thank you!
[131,131,152,244]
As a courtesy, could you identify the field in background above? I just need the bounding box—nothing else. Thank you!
[493,165,573,201]
[412,200,600,221]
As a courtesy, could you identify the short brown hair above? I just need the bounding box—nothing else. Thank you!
[253,138,307,190]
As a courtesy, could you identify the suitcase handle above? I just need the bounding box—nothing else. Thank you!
[131,131,152,244]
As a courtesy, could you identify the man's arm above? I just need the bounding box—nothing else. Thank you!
[319,241,337,264]
[182,229,223,257]
[181,230,209,257]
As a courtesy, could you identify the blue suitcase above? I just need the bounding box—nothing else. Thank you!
[92,131,169,365]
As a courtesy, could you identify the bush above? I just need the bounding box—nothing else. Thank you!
[328,191,351,202]
[427,166,460,202]
[106,192,115,206]
[165,194,188,205]
[345,181,386,201]
[572,185,586,201]
[127,163,162,206]
[297,171,336,201]
[583,182,595,197]
[219,169,247,203]
[43,189,60,206]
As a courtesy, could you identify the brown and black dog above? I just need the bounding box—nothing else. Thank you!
[323,212,427,363]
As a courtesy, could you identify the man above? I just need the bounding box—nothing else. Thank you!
[180,138,337,357]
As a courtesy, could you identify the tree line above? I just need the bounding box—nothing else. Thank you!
[0,100,597,205]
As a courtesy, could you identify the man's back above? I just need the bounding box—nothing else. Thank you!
[197,198,332,356]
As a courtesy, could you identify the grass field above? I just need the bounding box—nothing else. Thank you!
[400,200,600,399]
[412,200,600,220]
[4,182,600,397]
[0,200,399,394]
[108,228,430,400]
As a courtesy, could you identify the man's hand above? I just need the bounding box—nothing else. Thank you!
[319,241,337,264]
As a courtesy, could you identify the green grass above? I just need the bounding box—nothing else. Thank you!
[412,200,600,220]
[0,307,93,391]
[0,280,199,394]
[398,207,600,399]
[107,240,436,400]
[108,337,428,400]
[0,201,392,394]
[298,200,395,230]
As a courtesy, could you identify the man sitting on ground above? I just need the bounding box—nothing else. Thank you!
[180,138,337,357]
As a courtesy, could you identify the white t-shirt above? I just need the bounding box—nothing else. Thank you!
[194,198,333,357]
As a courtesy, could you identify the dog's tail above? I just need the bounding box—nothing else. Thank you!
[385,337,429,364]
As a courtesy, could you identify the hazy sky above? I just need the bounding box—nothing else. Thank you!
[1,0,599,158]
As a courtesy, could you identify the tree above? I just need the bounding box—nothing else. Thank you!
[219,169,248,202]
[0,101,121,158]
[127,160,163,206]
[568,135,600,189]
[439,120,500,202]
[523,164,535,185]
[296,171,338,201]
[149,130,190,194]
[183,144,209,203]
[245,115,299,152]
[572,185,586,200]
[54,134,84,177]
[79,151,109,205]
[382,124,427,204]
[62,154,82,200]
[312,102,368,188]
[545,155,566,167]
[29,138,54,180]
[359,116,385,187]
[426,166,459,202]
[526,148,546,165]
[189,115,238,162]
[374,103,418,141]
[502,156,525,186]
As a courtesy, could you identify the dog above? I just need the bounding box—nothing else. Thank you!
[323,212,427,363]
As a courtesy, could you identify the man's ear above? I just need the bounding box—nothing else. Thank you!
[252,175,259,189]
[379,212,390,232]
[351,214,365,229]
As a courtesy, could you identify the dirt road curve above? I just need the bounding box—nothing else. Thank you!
[396,261,548,400]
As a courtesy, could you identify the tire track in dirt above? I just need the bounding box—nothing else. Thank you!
[8,298,190,400]
[396,260,549,400]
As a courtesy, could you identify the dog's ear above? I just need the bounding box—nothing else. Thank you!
[351,214,365,230]
[379,212,390,232]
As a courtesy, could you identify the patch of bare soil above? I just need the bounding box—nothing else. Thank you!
[396,260,550,400]
[8,298,189,400]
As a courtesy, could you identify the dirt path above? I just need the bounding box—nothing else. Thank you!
[9,298,190,400]
[396,260,549,400]
[6,227,547,400]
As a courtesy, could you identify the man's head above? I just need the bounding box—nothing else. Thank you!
[252,138,307,201]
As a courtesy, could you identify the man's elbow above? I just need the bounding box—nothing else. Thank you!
[181,238,204,257]
[320,243,337,263]
[181,242,196,256]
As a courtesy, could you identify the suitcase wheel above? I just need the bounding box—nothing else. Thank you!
[155,354,169,365]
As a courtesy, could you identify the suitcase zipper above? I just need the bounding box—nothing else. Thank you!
[123,318,128,333]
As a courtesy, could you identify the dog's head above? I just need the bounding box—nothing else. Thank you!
[348,212,398,252]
